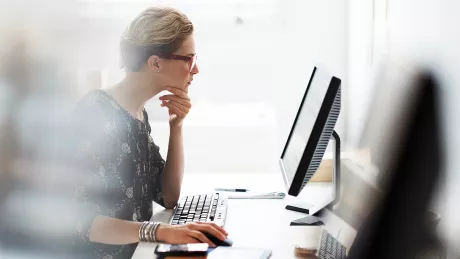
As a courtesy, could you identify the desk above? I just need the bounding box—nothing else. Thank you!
[132,173,357,259]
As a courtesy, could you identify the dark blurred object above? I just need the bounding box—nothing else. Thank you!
[348,66,446,258]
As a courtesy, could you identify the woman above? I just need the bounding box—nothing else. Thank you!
[67,6,228,259]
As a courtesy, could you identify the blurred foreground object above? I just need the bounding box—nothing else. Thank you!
[0,36,78,258]
[347,60,446,259]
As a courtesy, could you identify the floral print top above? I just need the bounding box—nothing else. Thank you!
[67,89,165,259]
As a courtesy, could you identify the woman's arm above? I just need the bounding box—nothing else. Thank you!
[89,216,142,245]
[89,216,228,247]
[161,125,184,209]
[159,87,191,209]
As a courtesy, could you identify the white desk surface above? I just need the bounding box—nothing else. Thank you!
[132,173,356,259]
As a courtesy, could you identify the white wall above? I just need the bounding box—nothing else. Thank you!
[347,0,460,254]
[346,0,375,147]
[271,0,348,156]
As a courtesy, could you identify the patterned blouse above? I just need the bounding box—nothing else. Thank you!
[67,89,165,259]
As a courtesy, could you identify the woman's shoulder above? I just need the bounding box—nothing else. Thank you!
[75,89,122,114]
[70,89,119,126]
[75,89,117,110]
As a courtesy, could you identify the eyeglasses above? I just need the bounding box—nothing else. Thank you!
[163,54,197,72]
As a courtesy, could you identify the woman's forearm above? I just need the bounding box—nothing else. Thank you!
[89,216,142,245]
[161,125,184,208]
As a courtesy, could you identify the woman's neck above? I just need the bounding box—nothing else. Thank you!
[107,74,161,120]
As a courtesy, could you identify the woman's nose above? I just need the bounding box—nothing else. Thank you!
[191,63,199,75]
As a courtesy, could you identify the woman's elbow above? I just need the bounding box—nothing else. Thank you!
[163,201,177,209]
[163,195,179,209]
[164,203,176,209]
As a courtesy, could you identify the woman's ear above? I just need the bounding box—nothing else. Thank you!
[147,55,161,71]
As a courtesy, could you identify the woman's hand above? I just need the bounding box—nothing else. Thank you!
[160,87,191,127]
[155,222,229,247]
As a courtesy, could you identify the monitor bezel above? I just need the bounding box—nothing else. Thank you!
[279,66,341,196]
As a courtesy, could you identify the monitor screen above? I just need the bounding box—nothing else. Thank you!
[281,68,333,188]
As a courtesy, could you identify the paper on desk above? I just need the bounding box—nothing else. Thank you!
[226,191,285,199]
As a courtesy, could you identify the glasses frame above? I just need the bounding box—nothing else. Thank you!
[163,54,197,72]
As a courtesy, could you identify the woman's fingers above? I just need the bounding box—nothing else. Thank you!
[161,101,186,118]
[167,87,189,100]
[160,95,191,108]
[190,223,226,241]
[195,222,229,236]
[183,236,202,244]
[163,100,189,114]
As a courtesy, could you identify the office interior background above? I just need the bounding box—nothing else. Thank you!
[1,0,460,256]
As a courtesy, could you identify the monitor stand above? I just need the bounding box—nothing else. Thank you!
[285,131,341,225]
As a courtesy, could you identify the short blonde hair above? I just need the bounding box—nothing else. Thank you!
[120,7,194,71]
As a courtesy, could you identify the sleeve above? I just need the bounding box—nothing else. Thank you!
[65,102,122,257]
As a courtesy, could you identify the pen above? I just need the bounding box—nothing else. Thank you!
[214,188,250,192]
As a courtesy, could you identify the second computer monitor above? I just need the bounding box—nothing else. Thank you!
[279,66,341,197]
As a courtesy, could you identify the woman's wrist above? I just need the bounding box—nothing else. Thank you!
[154,223,168,242]
[169,123,183,133]
[134,222,143,242]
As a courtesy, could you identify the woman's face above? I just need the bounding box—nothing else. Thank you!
[154,34,199,92]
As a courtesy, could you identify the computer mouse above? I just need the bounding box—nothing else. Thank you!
[204,232,233,247]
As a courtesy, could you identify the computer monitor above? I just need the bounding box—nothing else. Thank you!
[279,66,341,216]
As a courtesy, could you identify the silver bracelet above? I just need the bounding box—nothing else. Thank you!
[139,221,150,242]
[138,221,144,242]
[139,221,161,242]
[151,222,161,242]
[144,222,154,242]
